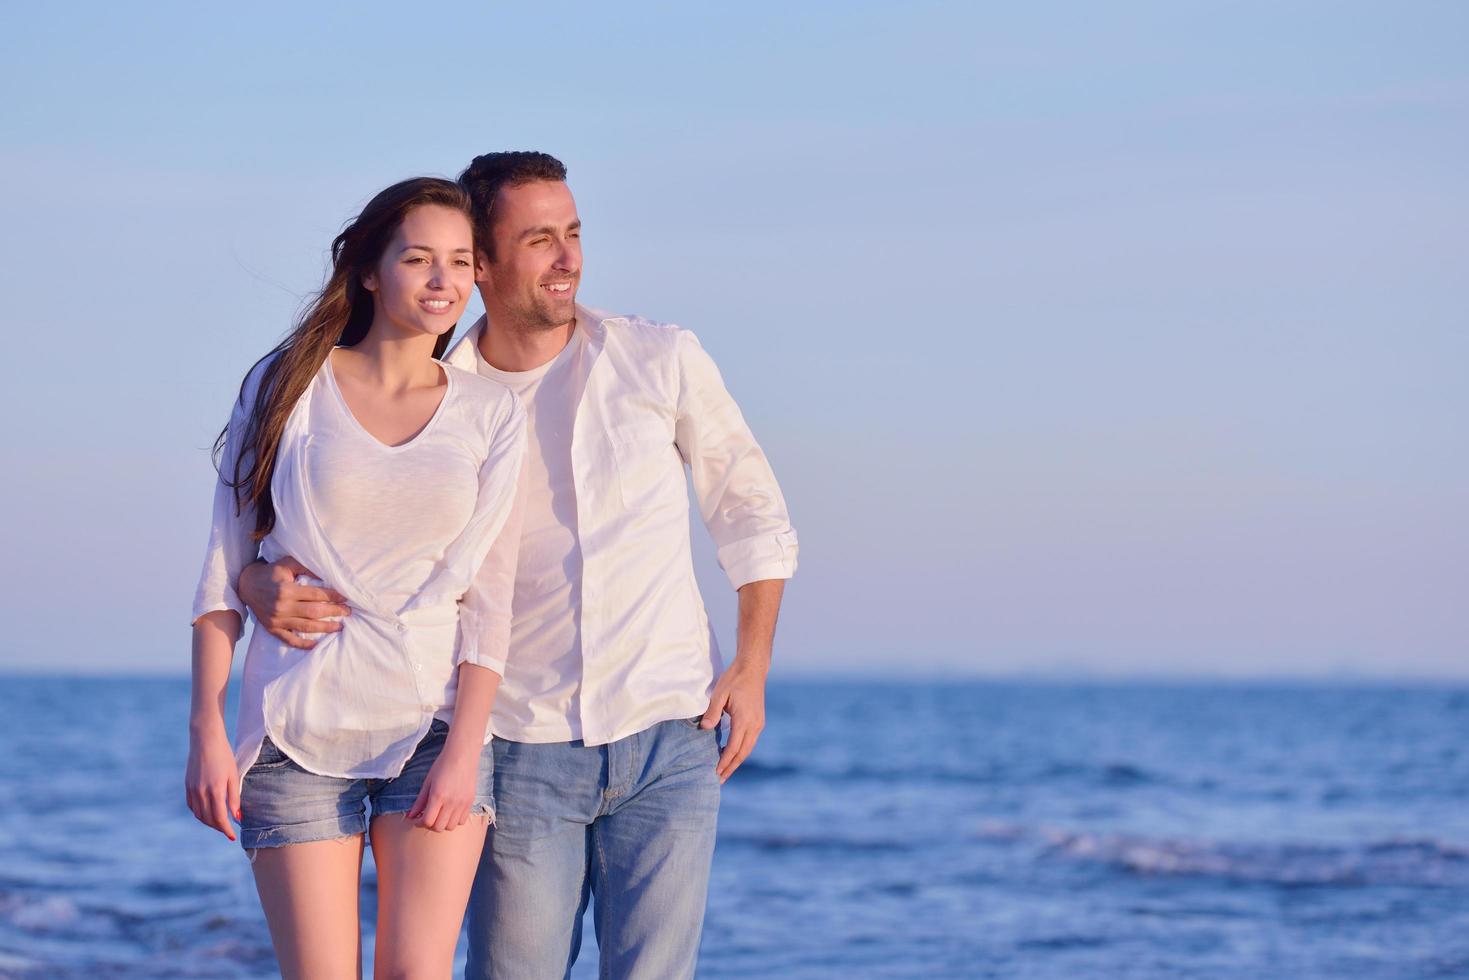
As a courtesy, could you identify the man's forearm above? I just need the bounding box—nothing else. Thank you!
[703,578,784,781]
[236,555,350,649]
[236,558,271,616]
[732,578,785,669]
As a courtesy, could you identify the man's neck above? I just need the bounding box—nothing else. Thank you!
[477,312,576,373]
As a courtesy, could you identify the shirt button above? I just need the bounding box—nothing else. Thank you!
[396,623,407,634]
[414,663,422,672]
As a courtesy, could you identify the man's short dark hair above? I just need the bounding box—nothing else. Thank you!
[458,151,568,257]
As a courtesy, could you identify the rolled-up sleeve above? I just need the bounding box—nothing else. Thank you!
[456,393,528,674]
[674,329,798,590]
[190,376,263,629]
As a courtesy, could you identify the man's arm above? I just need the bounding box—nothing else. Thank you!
[672,327,798,782]
[700,578,784,783]
[237,557,351,650]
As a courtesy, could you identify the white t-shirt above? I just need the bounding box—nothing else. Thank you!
[473,328,593,740]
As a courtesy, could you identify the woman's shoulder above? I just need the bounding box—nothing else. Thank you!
[442,362,523,426]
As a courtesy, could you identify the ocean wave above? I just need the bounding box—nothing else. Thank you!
[0,893,80,931]
[740,758,1173,788]
[1034,761,1159,787]
[975,821,1469,888]
[718,832,914,855]
[726,759,803,781]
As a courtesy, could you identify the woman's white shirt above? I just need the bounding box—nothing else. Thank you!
[191,354,525,781]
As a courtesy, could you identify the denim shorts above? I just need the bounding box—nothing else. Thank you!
[238,719,494,851]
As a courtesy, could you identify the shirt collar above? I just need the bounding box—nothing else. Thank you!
[444,303,626,371]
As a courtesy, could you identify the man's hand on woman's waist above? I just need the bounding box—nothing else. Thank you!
[238,556,351,649]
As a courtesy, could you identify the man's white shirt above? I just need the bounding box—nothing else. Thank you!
[444,304,798,746]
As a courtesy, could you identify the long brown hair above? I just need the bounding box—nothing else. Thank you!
[216,177,473,539]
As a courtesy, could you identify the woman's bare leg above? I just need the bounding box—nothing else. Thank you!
[369,813,489,979]
[251,836,366,979]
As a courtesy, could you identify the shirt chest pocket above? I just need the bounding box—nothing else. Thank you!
[608,422,683,512]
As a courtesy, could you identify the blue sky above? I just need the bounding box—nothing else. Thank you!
[2,2,1465,677]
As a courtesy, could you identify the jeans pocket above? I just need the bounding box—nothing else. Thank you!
[252,737,293,771]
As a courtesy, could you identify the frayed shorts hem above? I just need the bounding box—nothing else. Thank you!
[241,813,366,853]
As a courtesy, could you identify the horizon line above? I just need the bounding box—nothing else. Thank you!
[3,667,1466,689]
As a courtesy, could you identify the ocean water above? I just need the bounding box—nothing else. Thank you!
[1,677,1466,978]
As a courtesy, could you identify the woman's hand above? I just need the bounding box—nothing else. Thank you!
[407,741,482,833]
[185,725,240,841]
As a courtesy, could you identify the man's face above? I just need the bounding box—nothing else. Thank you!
[477,179,582,332]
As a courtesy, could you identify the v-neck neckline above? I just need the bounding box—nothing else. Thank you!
[322,353,453,452]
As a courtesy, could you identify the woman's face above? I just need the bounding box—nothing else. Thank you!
[363,204,476,340]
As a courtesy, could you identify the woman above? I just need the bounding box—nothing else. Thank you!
[184,177,524,977]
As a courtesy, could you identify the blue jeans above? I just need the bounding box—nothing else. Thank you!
[465,717,721,979]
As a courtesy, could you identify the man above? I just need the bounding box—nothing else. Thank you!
[239,151,797,978]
